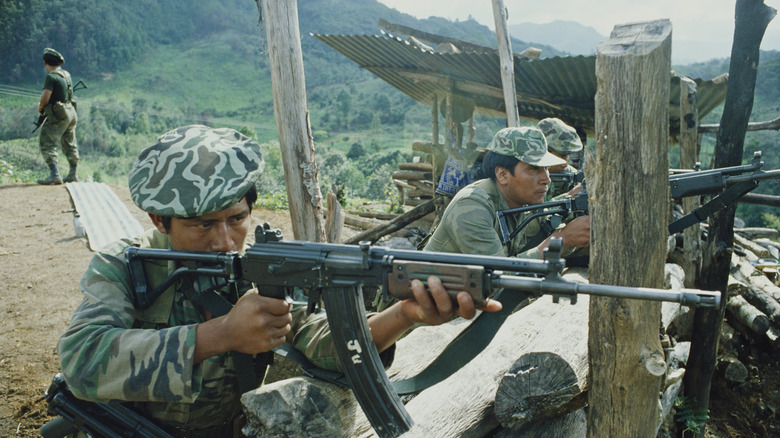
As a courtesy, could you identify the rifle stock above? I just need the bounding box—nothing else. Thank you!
[117,224,719,437]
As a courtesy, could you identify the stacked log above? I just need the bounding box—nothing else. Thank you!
[390,141,445,207]
[392,161,434,207]
[728,229,780,348]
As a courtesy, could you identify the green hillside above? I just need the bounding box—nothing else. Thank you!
[1,0,778,226]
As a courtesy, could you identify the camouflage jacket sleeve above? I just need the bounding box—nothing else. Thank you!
[58,240,199,404]
[289,307,394,372]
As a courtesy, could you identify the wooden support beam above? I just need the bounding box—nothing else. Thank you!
[699,115,780,133]
[679,76,702,288]
[588,19,672,437]
[263,0,325,242]
[491,0,519,126]
[325,191,343,243]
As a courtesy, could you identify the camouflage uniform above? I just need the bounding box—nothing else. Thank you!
[58,229,342,432]
[423,127,564,259]
[58,126,377,435]
[39,48,78,179]
[537,118,583,200]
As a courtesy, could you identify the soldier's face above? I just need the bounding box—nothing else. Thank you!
[548,152,569,174]
[497,161,551,209]
[154,198,252,253]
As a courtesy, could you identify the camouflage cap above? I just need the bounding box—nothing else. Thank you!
[129,125,264,217]
[537,118,583,155]
[43,48,64,63]
[487,126,566,167]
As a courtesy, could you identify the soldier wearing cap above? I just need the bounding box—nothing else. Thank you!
[57,125,499,436]
[423,126,590,259]
[37,48,79,185]
[537,118,584,199]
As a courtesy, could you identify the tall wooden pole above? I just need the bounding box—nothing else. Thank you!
[587,20,672,437]
[679,77,702,288]
[685,2,776,434]
[491,0,520,127]
[262,0,325,242]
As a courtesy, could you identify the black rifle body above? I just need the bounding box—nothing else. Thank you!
[114,224,719,437]
[500,151,780,244]
[41,374,173,438]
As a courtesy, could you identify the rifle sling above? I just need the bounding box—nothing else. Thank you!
[390,290,532,394]
[518,219,556,254]
[668,180,758,234]
[273,343,351,387]
[271,290,533,396]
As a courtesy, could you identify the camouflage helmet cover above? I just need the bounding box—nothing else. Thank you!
[487,126,566,167]
[129,125,264,217]
[537,118,583,155]
[43,48,65,64]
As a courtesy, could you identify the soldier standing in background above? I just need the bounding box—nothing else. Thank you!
[37,47,79,185]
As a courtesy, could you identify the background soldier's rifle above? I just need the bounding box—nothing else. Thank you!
[498,151,780,244]
[40,373,173,438]
[32,80,87,133]
[69,224,717,438]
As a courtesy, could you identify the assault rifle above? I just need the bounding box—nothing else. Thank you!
[32,80,87,133]
[498,151,780,244]
[104,224,718,438]
[41,373,173,438]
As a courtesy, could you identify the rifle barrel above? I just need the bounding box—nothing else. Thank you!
[495,275,721,308]
[725,169,780,186]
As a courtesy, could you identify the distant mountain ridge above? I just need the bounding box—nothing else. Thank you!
[508,20,605,56]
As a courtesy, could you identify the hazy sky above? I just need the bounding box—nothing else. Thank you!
[378,0,780,62]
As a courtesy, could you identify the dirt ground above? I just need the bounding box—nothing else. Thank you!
[0,182,777,437]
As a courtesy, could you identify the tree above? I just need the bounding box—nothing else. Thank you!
[685,3,776,435]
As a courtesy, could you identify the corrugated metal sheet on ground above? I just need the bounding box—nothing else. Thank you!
[65,182,145,251]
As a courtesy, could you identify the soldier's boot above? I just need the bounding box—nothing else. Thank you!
[37,163,63,185]
[63,161,78,183]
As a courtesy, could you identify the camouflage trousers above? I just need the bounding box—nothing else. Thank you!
[39,102,78,166]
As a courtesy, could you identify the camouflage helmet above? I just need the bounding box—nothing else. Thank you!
[129,125,264,217]
[537,118,583,155]
[43,48,64,64]
[487,126,566,167]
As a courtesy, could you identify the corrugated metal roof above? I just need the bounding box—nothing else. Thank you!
[314,32,728,135]
[66,182,144,251]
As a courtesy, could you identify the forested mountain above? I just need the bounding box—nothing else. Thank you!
[0,0,563,83]
[0,0,778,226]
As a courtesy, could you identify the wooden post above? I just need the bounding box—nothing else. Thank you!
[679,77,702,288]
[588,20,672,437]
[262,0,325,242]
[491,0,520,127]
[325,191,343,243]
[685,1,776,433]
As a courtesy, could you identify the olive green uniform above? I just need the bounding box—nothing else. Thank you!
[39,68,78,167]
[423,178,546,259]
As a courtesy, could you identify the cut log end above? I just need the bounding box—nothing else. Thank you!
[494,352,583,430]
